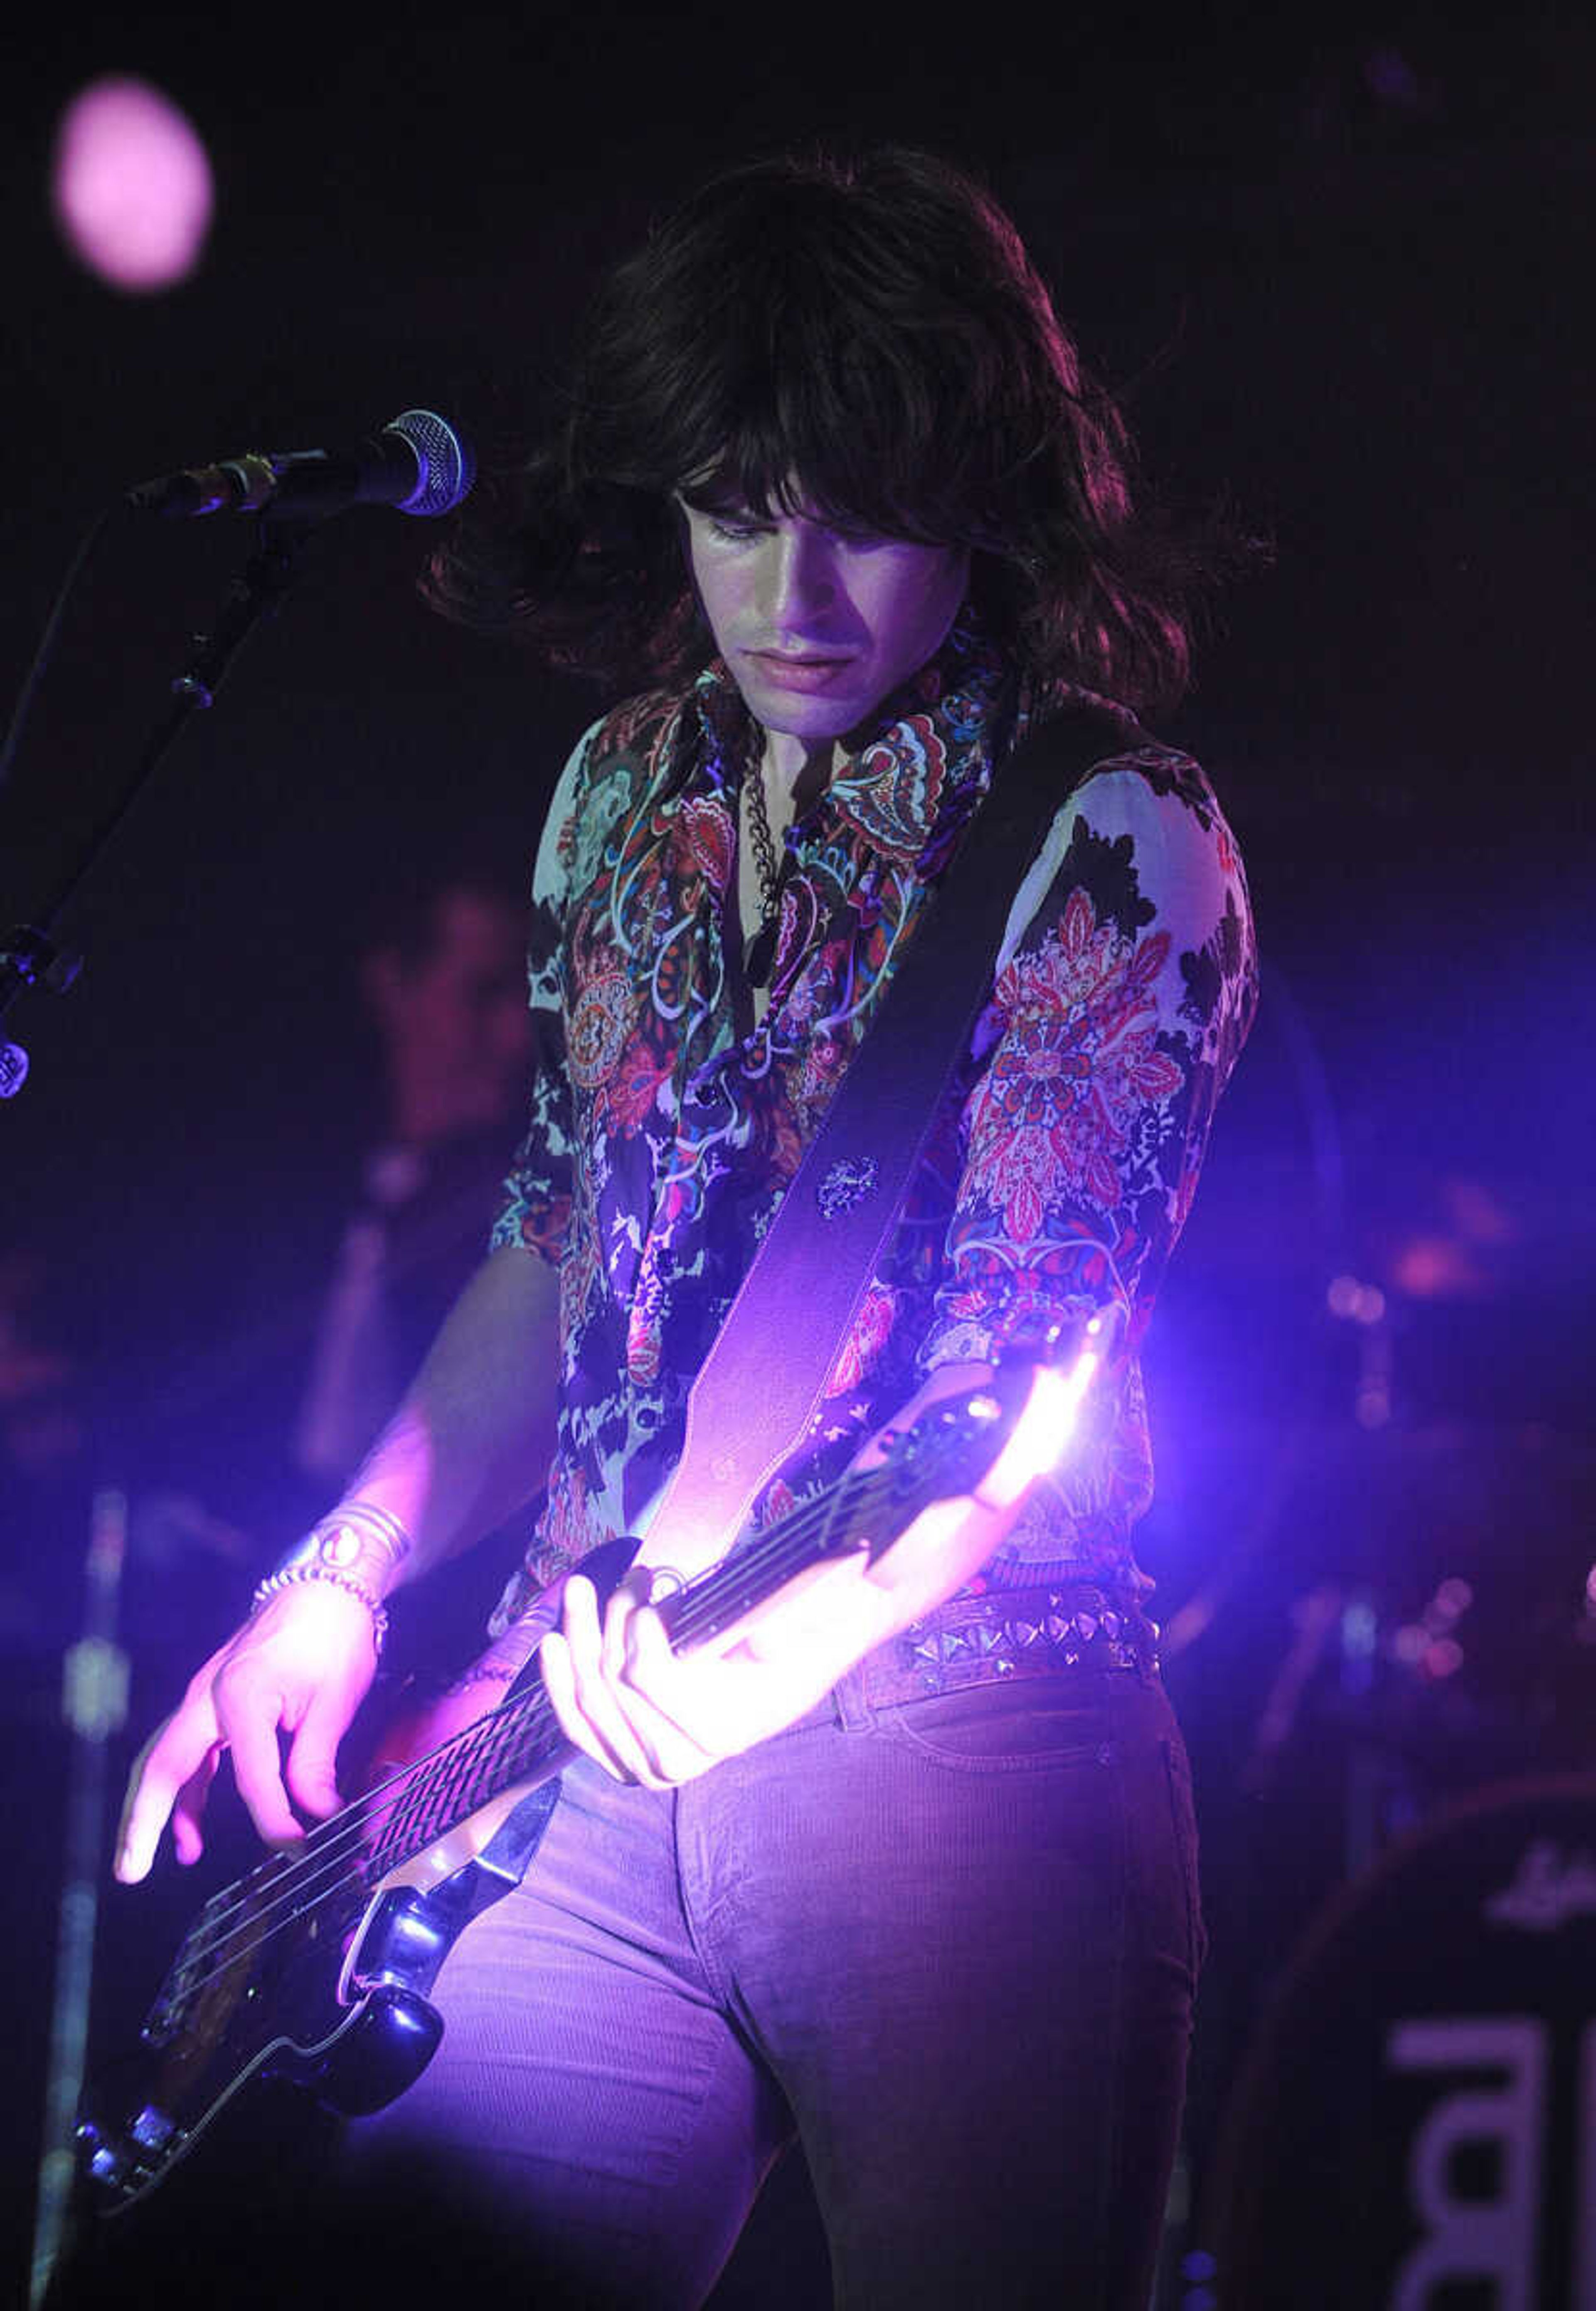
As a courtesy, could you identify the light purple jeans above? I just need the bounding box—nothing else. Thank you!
[345,1665,1200,2310]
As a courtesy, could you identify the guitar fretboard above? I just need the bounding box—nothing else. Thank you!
[147,1386,1014,2042]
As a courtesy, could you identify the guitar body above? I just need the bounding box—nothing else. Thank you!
[82,1352,1076,2210]
[82,1702,567,2207]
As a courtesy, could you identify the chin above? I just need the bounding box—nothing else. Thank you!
[742,681,870,742]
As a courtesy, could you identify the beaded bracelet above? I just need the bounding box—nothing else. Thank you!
[251,1564,391,1655]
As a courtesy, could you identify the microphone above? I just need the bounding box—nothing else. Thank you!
[128,408,476,522]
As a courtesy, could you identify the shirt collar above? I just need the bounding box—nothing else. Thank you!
[685,608,1014,863]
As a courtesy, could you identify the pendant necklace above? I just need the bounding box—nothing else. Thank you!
[743,752,783,988]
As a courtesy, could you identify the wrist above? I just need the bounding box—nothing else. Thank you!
[254,1500,415,1655]
[250,1563,391,1654]
[271,1500,414,1600]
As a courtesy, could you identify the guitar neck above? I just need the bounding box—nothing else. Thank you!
[179,1374,1022,1960]
[385,1457,901,1841]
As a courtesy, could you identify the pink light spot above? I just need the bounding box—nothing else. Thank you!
[52,76,214,292]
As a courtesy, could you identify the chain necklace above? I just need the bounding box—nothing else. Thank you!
[742,751,783,984]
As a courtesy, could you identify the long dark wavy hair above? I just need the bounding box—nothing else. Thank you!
[427,148,1209,718]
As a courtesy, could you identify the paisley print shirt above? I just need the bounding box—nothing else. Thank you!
[488,617,1256,1631]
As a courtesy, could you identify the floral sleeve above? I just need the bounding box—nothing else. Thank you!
[920,750,1257,1372]
[488,718,608,1264]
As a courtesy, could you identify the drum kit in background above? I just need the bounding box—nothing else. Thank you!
[1167,1221,1596,2309]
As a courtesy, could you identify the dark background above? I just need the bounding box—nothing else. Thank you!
[4,5,1594,2303]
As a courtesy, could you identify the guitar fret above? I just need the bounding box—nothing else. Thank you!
[371,1745,458,1872]
[370,1702,546,1875]
[465,1709,536,1811]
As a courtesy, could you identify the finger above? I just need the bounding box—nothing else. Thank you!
[565,1578,655,1779]
[554,1579,662,1786]
[116,1713,217,1884]
[610,1610,725,1783]
[170,1748,223,1867]
[537,1628,625,1779]
[584,1586,690,1784]
[621,1604,688,1702]
[115,1739,176,1884]
[217,1669,303,1848]
[284,1683,355,1821]
[601,1581,643,1682]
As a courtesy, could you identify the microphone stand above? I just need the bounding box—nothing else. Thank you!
[6,513,316,2287]
[29,1491,130,2309]
[0,515,317,1097]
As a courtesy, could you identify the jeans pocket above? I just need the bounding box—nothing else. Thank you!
[877,1679,1122,1773]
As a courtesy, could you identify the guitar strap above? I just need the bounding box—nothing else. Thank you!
[650,698,1131,1576]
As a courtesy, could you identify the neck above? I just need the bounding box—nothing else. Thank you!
[760,727,835,817]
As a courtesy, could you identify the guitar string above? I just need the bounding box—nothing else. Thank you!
[161,1388,1016,2009]
[157,1469,884,2004]
[154,1684,578,2016]
[167,1371,1022,2015]
[157,1446,934,2005]
[162,1415,1015,2026]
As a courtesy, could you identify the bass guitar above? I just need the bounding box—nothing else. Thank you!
[81,1349,1087,2209]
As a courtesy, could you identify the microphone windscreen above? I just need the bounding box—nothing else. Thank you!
[384,409,476,518]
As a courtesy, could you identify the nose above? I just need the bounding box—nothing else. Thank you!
[765,524,840,639]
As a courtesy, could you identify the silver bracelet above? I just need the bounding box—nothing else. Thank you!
[303,1500,413,1574]
[267,1501,413,1608]
[251,1564,390,1654]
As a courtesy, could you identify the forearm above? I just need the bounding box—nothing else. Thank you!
[117,1246,561,1881]
[734,1359,1042,1676]
[542,1357,1062,1788]
[332,1242,562,1594]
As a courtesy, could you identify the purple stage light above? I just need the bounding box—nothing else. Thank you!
[52,76,214,293]
[974,1313,1116,1511]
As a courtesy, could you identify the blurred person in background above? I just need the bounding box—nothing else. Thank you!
[293,863,533,1488]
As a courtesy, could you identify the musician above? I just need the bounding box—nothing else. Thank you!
[292,863,533,1490]
[116,148,1257,2308]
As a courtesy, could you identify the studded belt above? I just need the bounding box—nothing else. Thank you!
[854,1580,1159,1709]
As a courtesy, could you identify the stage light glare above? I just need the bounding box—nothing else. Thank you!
[974,1334,1106,1512]
[52,74,214,292]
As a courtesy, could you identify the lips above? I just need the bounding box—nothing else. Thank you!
[746,650,856,693]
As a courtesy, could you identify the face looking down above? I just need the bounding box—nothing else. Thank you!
[678,491,970,766]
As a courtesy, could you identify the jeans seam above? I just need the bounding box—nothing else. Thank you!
[673,1783,746,2023]
[1161,1736,1204,1983]
[1096,1691,1130,2310]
